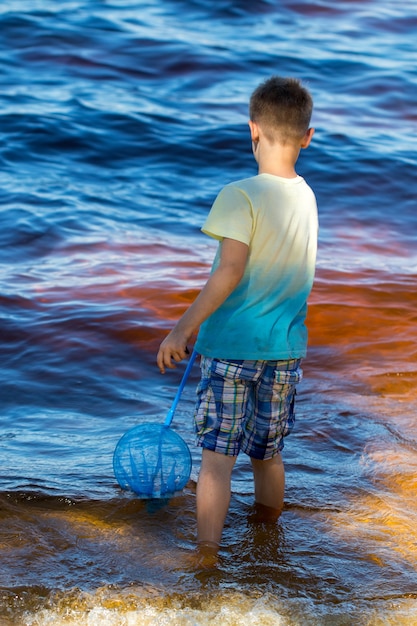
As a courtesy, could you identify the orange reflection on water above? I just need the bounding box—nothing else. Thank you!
[25,238,417,381]
[308,267,417,571]
[325,442,417,569]
[308,267,417,375]
[27,239,209,352]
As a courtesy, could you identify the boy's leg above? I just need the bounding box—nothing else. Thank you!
[250,453,285,516]
[194,356,249,550]
[196,448,237,548]
[245,359,302,521]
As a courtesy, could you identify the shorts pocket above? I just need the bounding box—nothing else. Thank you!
[274,366,303,386]
[194,377,216,435]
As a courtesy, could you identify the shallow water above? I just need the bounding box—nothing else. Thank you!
[0,0,417,624]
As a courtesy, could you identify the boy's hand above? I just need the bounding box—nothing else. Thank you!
[157,330,189,374]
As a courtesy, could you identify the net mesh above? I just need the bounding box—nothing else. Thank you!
[113,423,192,498]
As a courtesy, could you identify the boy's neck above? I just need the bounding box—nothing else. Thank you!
[252,134,301,179]
[256,145,300,179]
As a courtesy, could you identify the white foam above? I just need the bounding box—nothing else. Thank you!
[20,592,417,626]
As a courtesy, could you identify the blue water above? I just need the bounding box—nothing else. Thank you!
[1,1,417,624]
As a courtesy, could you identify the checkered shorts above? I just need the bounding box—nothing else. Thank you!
[194,356,303,460]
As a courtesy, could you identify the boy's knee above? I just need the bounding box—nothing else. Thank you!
[201,448,236,476]
[251,453,283,470]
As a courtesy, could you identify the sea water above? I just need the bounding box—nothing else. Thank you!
[0,0,416,624]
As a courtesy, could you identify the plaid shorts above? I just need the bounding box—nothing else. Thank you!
[194,356,303,460]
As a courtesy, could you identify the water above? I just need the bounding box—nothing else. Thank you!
[1,0,417,624]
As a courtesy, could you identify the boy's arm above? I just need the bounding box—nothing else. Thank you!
[157,237,248,373]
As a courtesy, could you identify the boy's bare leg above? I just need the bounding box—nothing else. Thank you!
[250,453,285,519]
[196,449,237,550]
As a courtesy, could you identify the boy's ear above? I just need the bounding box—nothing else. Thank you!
[300,127,315,149]
[248,120,260,142]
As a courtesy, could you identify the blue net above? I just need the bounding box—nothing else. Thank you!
[113,423,192,499]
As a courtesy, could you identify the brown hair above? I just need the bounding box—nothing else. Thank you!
[249,76,313,143]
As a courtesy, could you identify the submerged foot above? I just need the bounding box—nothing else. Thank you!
[192,540,219,569]
[177,541,219,570]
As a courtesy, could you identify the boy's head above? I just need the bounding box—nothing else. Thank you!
[249,76,313,145]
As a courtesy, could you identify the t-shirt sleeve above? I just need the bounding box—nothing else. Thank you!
[201,184,253,245]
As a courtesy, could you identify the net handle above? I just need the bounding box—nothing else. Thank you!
[164,349,197,427]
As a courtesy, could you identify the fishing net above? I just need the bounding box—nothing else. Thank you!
[113,422,192,498]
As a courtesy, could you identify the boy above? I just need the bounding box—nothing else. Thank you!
[157,76,318,557]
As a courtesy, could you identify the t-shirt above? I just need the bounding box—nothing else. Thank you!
[194,173,318,360]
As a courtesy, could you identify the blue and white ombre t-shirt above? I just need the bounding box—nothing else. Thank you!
[195,173,318,360]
